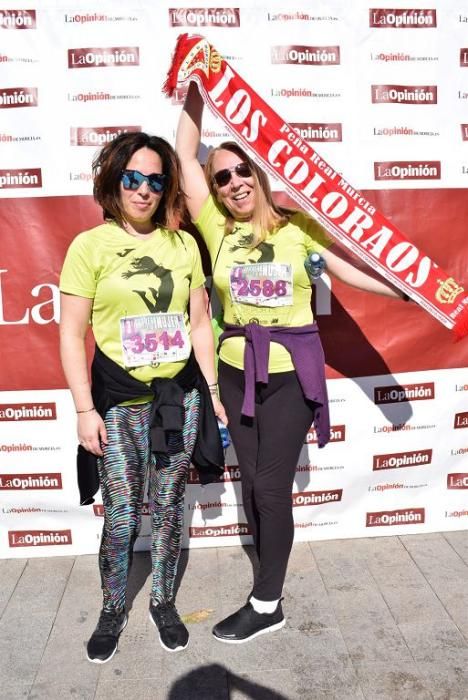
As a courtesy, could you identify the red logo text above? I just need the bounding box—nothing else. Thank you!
[168,8,240,27]
[0,402,56,420]
[189,523,250,538]
[0,473,62,490]
[0,87,38,108]
[0,10,36,29]
[373,449,432,470]
[454,412,468,429]
[292,489,342,506]
[68,47,139,69]
[447,473,468,489]
[290,122,342,142]
[372,84,437,104]
[272,45,340,65]
[305,425,345,444]
[366,508,425,527]
[70,125,141,146]
[369,9,436,28]
[9,529,72,547]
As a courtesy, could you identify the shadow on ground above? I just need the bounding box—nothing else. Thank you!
[167,662,289,700]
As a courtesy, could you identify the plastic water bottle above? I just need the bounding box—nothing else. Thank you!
[304,252,326,280]
[217,419,230,449]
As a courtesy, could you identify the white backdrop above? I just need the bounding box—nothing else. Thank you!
[0,0,467,557]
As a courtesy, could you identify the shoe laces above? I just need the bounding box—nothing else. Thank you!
[97,609,124,636]
[153,602,182,628]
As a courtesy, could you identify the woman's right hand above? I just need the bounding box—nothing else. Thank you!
[78,410,108,457]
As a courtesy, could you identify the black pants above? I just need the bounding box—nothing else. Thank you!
[218,360,316,601]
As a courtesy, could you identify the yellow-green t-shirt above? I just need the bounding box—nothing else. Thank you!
[195,196,332,372]
[60,222,205,386]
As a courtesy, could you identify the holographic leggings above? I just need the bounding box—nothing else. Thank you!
[96,389,200,612]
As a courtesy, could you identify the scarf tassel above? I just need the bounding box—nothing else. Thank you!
[162,33,190,98]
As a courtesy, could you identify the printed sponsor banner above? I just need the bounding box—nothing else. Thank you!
[371,85,437,104]
[447,474,468,489]
[189,523,250,538]
[0,473,62,490]
[306,425,346,443]
[168,8,240,27]
[289,123,343,143]
[292,490,343,506]
[8,529,73,547]
[372,449,432,471]
[366,508,425,527]
[70,125,141,146]
[67,47,140,69]
[0,2,467,558]
[0,169,42,189]
[374,382,435,404]
[369,9,437,28]
[374,162,441,182]
[271,45,340,66]
[454,412,468,429]
[0,403,57,421]
[0,87,38,108]
[0,10,36,29]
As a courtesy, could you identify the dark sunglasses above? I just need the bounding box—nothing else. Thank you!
[121,169,166,194]
[212,162,252,188]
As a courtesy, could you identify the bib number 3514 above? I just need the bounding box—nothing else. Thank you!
[120,312,190,366]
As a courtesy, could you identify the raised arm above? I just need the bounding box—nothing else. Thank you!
[175,82,210,220]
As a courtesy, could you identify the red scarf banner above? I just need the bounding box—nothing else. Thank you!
[164,34,468,340]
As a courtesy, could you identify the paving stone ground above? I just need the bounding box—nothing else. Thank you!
[2,532,468,699]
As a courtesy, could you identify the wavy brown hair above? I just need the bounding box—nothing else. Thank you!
[204,141,292,244]
[92,132,185,230]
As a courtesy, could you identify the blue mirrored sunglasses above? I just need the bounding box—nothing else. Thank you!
[121,169,166,194]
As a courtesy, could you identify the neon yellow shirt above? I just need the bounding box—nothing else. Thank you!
[60,222,205,386]
[195,196,332,372]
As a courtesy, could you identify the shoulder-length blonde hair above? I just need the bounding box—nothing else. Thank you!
[204,141,292,245]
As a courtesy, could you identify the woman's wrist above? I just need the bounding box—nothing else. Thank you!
[76,406,96,414]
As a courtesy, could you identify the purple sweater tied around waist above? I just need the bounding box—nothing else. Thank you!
[218,322,331,448]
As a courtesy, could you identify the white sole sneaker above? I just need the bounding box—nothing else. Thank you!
[213,617,286,644]
[86,615,128,664]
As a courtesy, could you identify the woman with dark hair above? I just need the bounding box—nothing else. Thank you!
[176,84,406,644]
[60,131,227,662]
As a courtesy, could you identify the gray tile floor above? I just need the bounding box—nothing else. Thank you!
[2,532,468,699]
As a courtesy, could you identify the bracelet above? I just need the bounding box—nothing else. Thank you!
[76,407,96,414]
[208,382,218,388]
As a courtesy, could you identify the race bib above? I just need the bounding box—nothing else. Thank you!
[120,313,190,367]
[229,263,293,307]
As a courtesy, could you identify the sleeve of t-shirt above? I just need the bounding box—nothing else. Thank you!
[296,212,334,254]
[59,233,97,299]
[184,232,206,290]
[193,195,225,258]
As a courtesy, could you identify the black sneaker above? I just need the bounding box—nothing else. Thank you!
[212,601,285,643]
[86,609,127,664]
[149,601,189,652]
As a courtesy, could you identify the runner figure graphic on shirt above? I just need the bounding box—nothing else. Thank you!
[122,256,174,313]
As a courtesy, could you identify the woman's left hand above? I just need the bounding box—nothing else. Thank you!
[211,394,228,426]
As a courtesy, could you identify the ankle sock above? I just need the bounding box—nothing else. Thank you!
[250,596,279,614]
